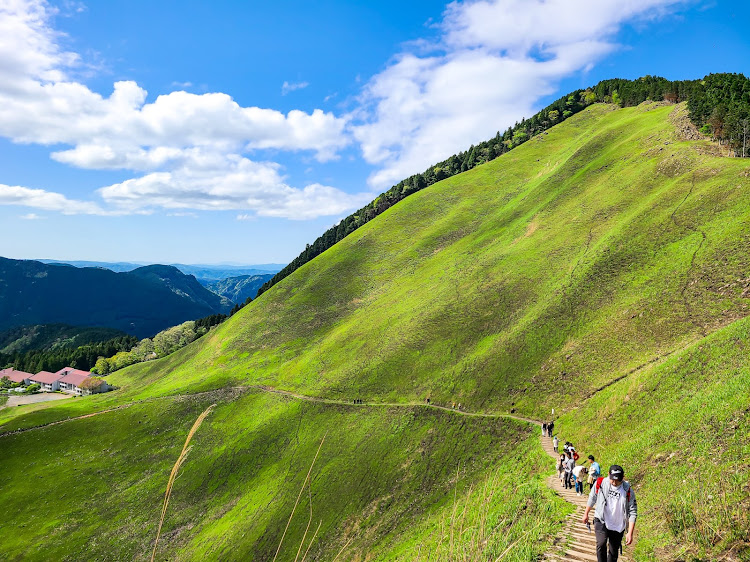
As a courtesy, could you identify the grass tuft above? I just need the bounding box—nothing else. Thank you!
[151,403,215,562]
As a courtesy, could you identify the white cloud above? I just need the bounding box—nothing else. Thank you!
[167,211,198,217]
[236,214,254,221]
[352,0,686,188]
[281,80,309,95]
[0,1,360,220]
[19,212,44,219]
[0,183,108,215]
[96,151,372,220]
[0,0,688,220]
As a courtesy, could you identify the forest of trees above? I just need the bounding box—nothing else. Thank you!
[0,335,138,374]
[0,313,231,376]
[91,313,228,375]
[255,73,749,299]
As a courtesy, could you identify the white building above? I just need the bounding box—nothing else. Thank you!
[28,371,64,392]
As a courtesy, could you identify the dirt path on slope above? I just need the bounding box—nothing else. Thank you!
[0,387,247,438]
[249,384,540,425]
[255,385,616,560]
[0,403,133,438]
[1,382,623,559]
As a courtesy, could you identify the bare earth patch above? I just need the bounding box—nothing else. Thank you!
[2,393,73,409]
[513,218,539,245]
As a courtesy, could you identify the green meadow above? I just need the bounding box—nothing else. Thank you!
[1,102,749,560]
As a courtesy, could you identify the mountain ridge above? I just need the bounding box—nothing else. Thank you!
[1,101,749,561]
[0,257,232,338]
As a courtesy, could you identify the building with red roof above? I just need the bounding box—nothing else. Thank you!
[29,371,64,392]
[56,367,109,395]
[0,368,34,385]
[55,367,91,379]
[2,366,110,395]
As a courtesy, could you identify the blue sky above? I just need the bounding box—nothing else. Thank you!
[0,0,748,265]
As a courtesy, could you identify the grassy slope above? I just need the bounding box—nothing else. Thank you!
[113,103,748,416]
[1,102,749,560]
[556,315,750,561]
[0,389,565,561]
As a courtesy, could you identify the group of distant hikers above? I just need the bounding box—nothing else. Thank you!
[542,423,637,562]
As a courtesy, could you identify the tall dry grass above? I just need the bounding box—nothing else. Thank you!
[150,403,216,562]
[273,432,327,562]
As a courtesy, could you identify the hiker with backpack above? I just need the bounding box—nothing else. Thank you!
[586,455,601,492]
[557,454,566,483]
[582,465,637,562]
[542,422,548,437]
[553,434,559,453]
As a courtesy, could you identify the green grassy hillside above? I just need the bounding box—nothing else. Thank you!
[1,102,749,560]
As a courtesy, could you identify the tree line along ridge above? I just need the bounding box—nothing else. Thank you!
[256,73,750,299]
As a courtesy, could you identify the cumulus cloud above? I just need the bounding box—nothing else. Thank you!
[0,183,108,215]
[19,212,44,219]
[353,0,686,188]
[281,80,309,95]
[0,1,358,220]
[96,151,372,219]
[0,0,688,219]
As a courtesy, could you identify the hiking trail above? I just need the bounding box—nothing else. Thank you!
[255,386,630,561]
[540,435,629,562]
[1,384,631,560]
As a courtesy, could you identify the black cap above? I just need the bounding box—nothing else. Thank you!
[609,465,624,480]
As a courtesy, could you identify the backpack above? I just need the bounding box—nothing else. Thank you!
[573,451,579,461]
[595,477,631,502]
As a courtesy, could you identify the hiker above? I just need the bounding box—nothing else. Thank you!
[553,435,559,453]
[573,464,588,496]
[563,451,575,489]
[557,454,566,483]
[542,422,548,437]
[582,465,637,562]
[548,420,554,436]
[587,455,601,492]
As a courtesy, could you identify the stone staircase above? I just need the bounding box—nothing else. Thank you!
[540,435,629,561]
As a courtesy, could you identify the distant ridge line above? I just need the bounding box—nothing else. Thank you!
[256,73,750,300]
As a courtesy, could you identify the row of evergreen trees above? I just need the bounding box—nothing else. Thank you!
[0,335,138,374]
[0,314,232,375]
[255,73,749,300]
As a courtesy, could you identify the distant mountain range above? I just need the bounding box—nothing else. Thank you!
[0,257,234,338]
[37,260,284,282]
[205,274,274,304]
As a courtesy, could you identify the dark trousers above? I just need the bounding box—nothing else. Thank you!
[564,471,573,489]
[594,518,624,562]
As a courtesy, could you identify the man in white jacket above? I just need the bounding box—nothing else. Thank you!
[581,465,637,562]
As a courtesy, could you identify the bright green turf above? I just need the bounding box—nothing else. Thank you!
[1,102,749,559]
[554,315,750,561]
[0,389,566,561]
